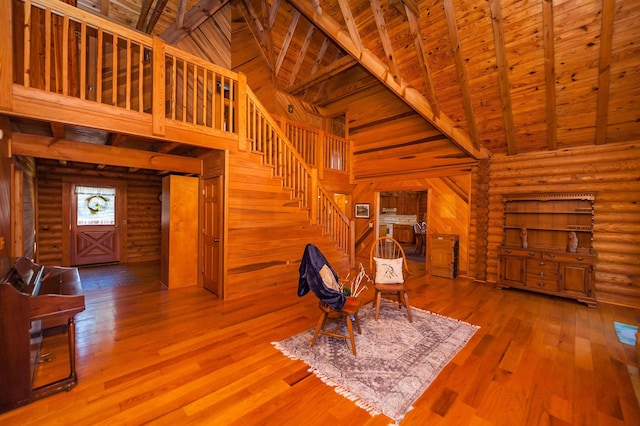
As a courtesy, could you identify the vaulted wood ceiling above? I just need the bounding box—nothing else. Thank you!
[23,0,640,162]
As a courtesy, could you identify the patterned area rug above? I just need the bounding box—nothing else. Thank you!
[273,304,479,423]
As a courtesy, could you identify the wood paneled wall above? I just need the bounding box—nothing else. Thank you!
[351,176,471,275]
[224,149,350,299]
[485,141,640,307]
[35,160,162,265]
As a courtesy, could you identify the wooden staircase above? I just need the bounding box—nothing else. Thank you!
[0,0,353,298]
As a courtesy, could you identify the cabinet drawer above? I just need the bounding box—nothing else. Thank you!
[542,252,592,264]
[526,273,559,291]
[500,247,537,258]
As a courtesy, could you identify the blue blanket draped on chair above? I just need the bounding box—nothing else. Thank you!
[297,243,346,311]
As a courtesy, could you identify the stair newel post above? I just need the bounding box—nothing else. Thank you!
[310,168,318,224]
[350,219,356,268]
[237,73,247,151]
[152,37,166,137]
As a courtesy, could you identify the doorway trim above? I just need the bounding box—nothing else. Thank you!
[61,177,127,266]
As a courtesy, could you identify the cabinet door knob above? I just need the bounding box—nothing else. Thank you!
[539,262,545,266]
[577,257,584,261]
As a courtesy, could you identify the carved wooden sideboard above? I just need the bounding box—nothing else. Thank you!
[496,193,597,307]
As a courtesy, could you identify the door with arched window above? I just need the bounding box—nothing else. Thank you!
[70,185,120,265]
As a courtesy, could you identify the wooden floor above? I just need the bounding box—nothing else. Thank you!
[2,260,640,425]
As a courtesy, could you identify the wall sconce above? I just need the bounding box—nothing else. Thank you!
[288,104,294,113]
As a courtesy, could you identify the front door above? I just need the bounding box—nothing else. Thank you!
[202,177,222,296]
[71,185,119,266]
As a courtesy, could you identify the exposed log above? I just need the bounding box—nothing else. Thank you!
[11,133,201,174]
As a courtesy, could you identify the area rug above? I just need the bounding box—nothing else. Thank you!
[614,321,638,345]
[272,304,479,423]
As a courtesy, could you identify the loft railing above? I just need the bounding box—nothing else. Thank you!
[275,116,351,178]
[2,0,353,260]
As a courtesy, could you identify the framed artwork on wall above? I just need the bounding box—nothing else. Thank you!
[355,203,370,218]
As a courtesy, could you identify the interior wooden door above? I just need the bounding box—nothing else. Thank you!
[71,185,119,266]
[202,176,222,296]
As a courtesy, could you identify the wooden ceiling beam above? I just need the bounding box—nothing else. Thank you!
[136,0,154,31]
[487,0,517,155]
[175,0,188,30]
[145,0,169,34]
[286,54,357,95]
[443,0,481,151]
[370,0,400,84]
[405,5,439,116]
[390,0,419,18]
[268,0,281,28]
[161,0,230,45]
[11,132,202,174]
[289,25,316,85]
[542,0,557,151]
[595,0,616,145]
[337,0,362,53]
[260,0,278,86]
[310,37,330,75]
[275,10,300,76]
[287,0,489,159]
[235,0,273,76]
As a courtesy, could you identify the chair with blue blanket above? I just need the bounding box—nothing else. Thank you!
[298,244,361,355]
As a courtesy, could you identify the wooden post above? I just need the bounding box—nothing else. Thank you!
[0,0,13,111]
[317,129,325,180]
[236,73,247,151]
[349,219,356,268]
[152,37,165,136]
[310,168,318,224]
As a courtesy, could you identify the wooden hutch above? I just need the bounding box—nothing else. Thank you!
[497,193,597,307]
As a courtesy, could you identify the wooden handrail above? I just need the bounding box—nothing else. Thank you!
[246,90,352,256]
[4,0,353,261]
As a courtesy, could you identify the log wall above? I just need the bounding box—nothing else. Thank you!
[486,141,640,307]
[35,160,162,265]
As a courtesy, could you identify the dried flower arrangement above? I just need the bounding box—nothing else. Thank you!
[340,263,371,298]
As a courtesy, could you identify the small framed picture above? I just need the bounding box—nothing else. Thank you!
[354,203,370,219]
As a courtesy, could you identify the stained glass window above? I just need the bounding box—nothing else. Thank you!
[76,185,116,225]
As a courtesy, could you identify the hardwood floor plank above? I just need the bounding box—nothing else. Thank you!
[1,261,639,425]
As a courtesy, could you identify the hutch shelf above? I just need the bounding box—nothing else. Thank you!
[496,192,597,307]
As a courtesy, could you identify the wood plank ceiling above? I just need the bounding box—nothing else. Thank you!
[11,0,640,167]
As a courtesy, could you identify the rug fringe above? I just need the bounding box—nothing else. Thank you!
[309,366,382,417]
